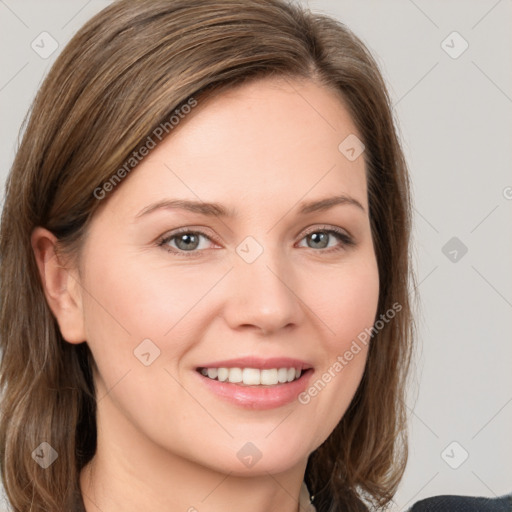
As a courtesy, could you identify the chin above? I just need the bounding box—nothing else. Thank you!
[192,439,310,476]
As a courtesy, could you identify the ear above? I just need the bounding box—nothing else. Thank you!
[31,227,86,344]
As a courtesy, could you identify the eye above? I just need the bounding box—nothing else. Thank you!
[158,225,355,257]
[297,226,355,252]
[158,229,217,257]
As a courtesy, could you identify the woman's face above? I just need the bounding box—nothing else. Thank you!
[73,77,379,475]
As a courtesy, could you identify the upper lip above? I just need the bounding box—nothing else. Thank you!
[196,357,313,371]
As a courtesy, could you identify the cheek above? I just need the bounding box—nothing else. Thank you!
[297,256,379,445]
[311,256,380,351]
[79,248,231,405]
[79,254,201,428]
[82,250,223,342]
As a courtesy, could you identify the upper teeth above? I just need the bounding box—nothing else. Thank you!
[200,367,302,386]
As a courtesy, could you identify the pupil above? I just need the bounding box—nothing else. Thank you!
[177,234,198,250]
[310,232,327,248]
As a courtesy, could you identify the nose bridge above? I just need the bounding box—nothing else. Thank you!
[226,234,300,332]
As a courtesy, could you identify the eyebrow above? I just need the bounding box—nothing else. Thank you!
[135,194,366,219]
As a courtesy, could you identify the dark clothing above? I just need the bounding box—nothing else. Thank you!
[408,493,512,512]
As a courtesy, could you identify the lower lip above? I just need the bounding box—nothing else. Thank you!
[194,369,314,410]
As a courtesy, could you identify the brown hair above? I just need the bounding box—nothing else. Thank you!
[0,1,416,510]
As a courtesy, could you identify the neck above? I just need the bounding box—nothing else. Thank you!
[80,396,309,512]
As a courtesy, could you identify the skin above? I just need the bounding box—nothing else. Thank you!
[32,76,380,512]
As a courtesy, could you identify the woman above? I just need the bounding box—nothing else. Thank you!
[0,1,416,511]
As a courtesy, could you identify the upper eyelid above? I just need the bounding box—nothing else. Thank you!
[300,224,351,237]
[159,227,219,244]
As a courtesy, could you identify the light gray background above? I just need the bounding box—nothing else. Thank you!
[1,1,511,511]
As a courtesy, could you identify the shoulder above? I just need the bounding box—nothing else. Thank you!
[408,492,512,511]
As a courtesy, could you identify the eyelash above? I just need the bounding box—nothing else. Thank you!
[157,225,355,258]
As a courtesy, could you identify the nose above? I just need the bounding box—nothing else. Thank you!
[223,243,302,335]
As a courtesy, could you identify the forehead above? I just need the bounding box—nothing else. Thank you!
[95,76,367,219]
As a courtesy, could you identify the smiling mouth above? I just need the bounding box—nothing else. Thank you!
[196,367,307,386]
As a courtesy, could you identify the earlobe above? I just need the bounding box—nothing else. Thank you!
[31,227,86,344]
